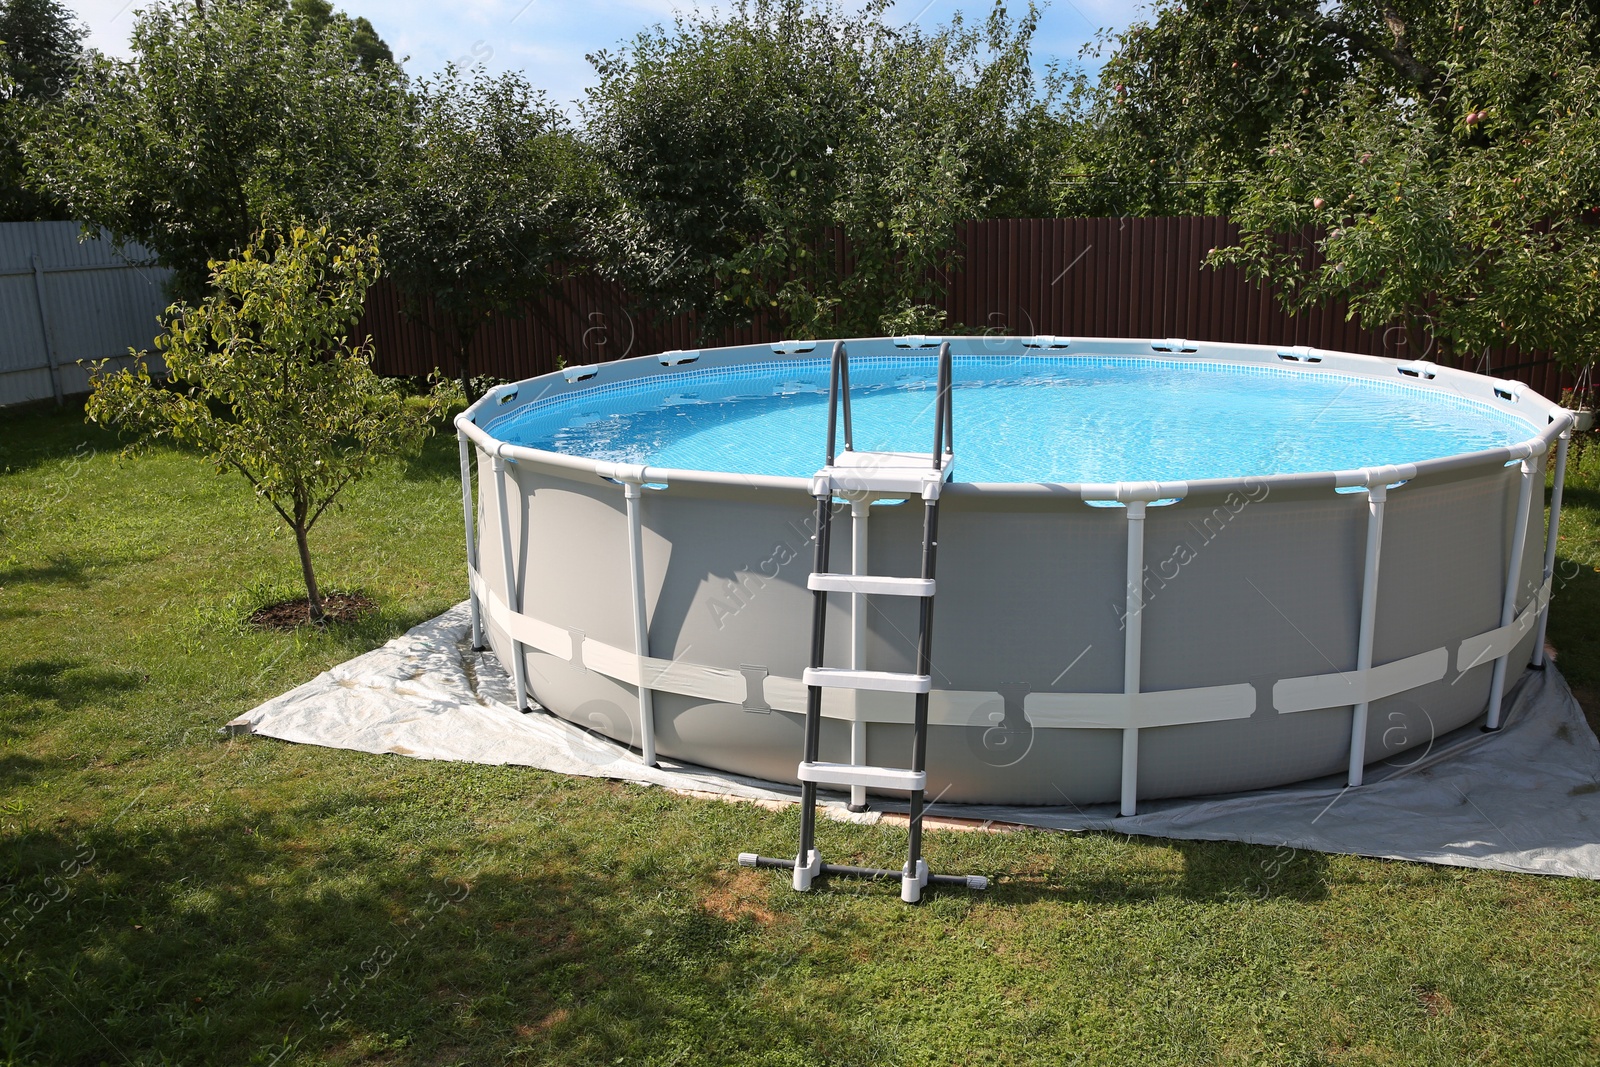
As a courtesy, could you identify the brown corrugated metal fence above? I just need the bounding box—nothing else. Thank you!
[366,217,1575,399]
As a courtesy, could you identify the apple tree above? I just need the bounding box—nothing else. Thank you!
[86,226,454,622]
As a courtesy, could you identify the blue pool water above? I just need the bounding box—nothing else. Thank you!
[489,356,1537,484]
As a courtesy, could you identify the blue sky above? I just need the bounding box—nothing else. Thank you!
[63,0,1141,110]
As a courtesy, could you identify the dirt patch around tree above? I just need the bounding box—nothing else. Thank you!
[248,591,375,630]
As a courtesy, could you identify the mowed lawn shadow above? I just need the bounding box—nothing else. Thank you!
[0,752,67,791]
[965,832,1332,906]
[0,658,143,712]
[0,403,119,475]
[0,553,155,622]
[0,555,97,591]
[0,658,145,742]
[0,790,890,1066]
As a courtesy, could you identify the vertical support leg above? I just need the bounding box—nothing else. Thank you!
[491,453,530,712]
[1532,433,1570,669]
[849,497,870,812]
[1486,459,1537,730]
[1348,483,1388,786]
[457,429,484,650]
[623,481,657,767]
[1120,501,1147,817]
[796,495,833,891]
[904,495,940,903]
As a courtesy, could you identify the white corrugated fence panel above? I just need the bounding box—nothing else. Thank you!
[0,221,171,407]
[0,272,48,372]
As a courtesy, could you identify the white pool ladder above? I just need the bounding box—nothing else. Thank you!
[738,340,987,903]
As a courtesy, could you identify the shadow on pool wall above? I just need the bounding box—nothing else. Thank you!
[457,336,1572,810]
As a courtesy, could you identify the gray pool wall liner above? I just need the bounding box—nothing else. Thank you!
[457,335,1572,809]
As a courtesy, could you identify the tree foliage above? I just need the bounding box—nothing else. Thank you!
[585,0,1050,341]
[0,0,78,98]
[86,226,452,621]
[379,64,600,401]
[288,0,393,71]
[0,0,83,220]
[1058,0,1349,216]
[1207,2,1600,367]
[1057,0,1600,217]
[26,0,407,299]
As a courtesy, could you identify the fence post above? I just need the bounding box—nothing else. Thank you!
[29,253,62,406]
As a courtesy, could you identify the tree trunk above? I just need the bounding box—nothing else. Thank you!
[454,326,479,405]
[294,521,324,622]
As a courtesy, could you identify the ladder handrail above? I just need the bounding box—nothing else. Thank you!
[931,341,952,470]
[825,340,853,465]
[826,339,952,471]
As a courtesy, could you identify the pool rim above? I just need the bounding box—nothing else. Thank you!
[457,335,1573,502]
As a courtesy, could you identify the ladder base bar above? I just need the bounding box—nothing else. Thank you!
[737,853,987,890]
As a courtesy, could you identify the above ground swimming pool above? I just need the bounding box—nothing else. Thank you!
[456,336,1573,811]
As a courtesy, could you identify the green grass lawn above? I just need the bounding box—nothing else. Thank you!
[3,402,1599,1066]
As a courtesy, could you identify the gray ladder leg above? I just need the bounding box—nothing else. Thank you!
[795,494,834,891]
[903,492,941,903]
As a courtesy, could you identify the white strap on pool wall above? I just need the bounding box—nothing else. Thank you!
[758,677,999,724]
[1456,577,1552,674]
[1026,685,1257,729]
[471,566,1266,733]
[1272,647,1449,715]
[471,569,573,661]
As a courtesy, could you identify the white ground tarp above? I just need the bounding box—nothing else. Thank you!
[227,603,1600,879]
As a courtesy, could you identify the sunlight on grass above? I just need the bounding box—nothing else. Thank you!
[2,404,1598,1065]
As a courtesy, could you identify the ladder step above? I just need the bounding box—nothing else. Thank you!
[808,573,935,597]
[803,667,932,694]
[812,450,954,497]
[798,761,927,791]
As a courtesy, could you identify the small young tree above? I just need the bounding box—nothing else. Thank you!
[86,226,452,622]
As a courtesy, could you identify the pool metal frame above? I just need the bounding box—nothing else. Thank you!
[455,335,1574,813]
